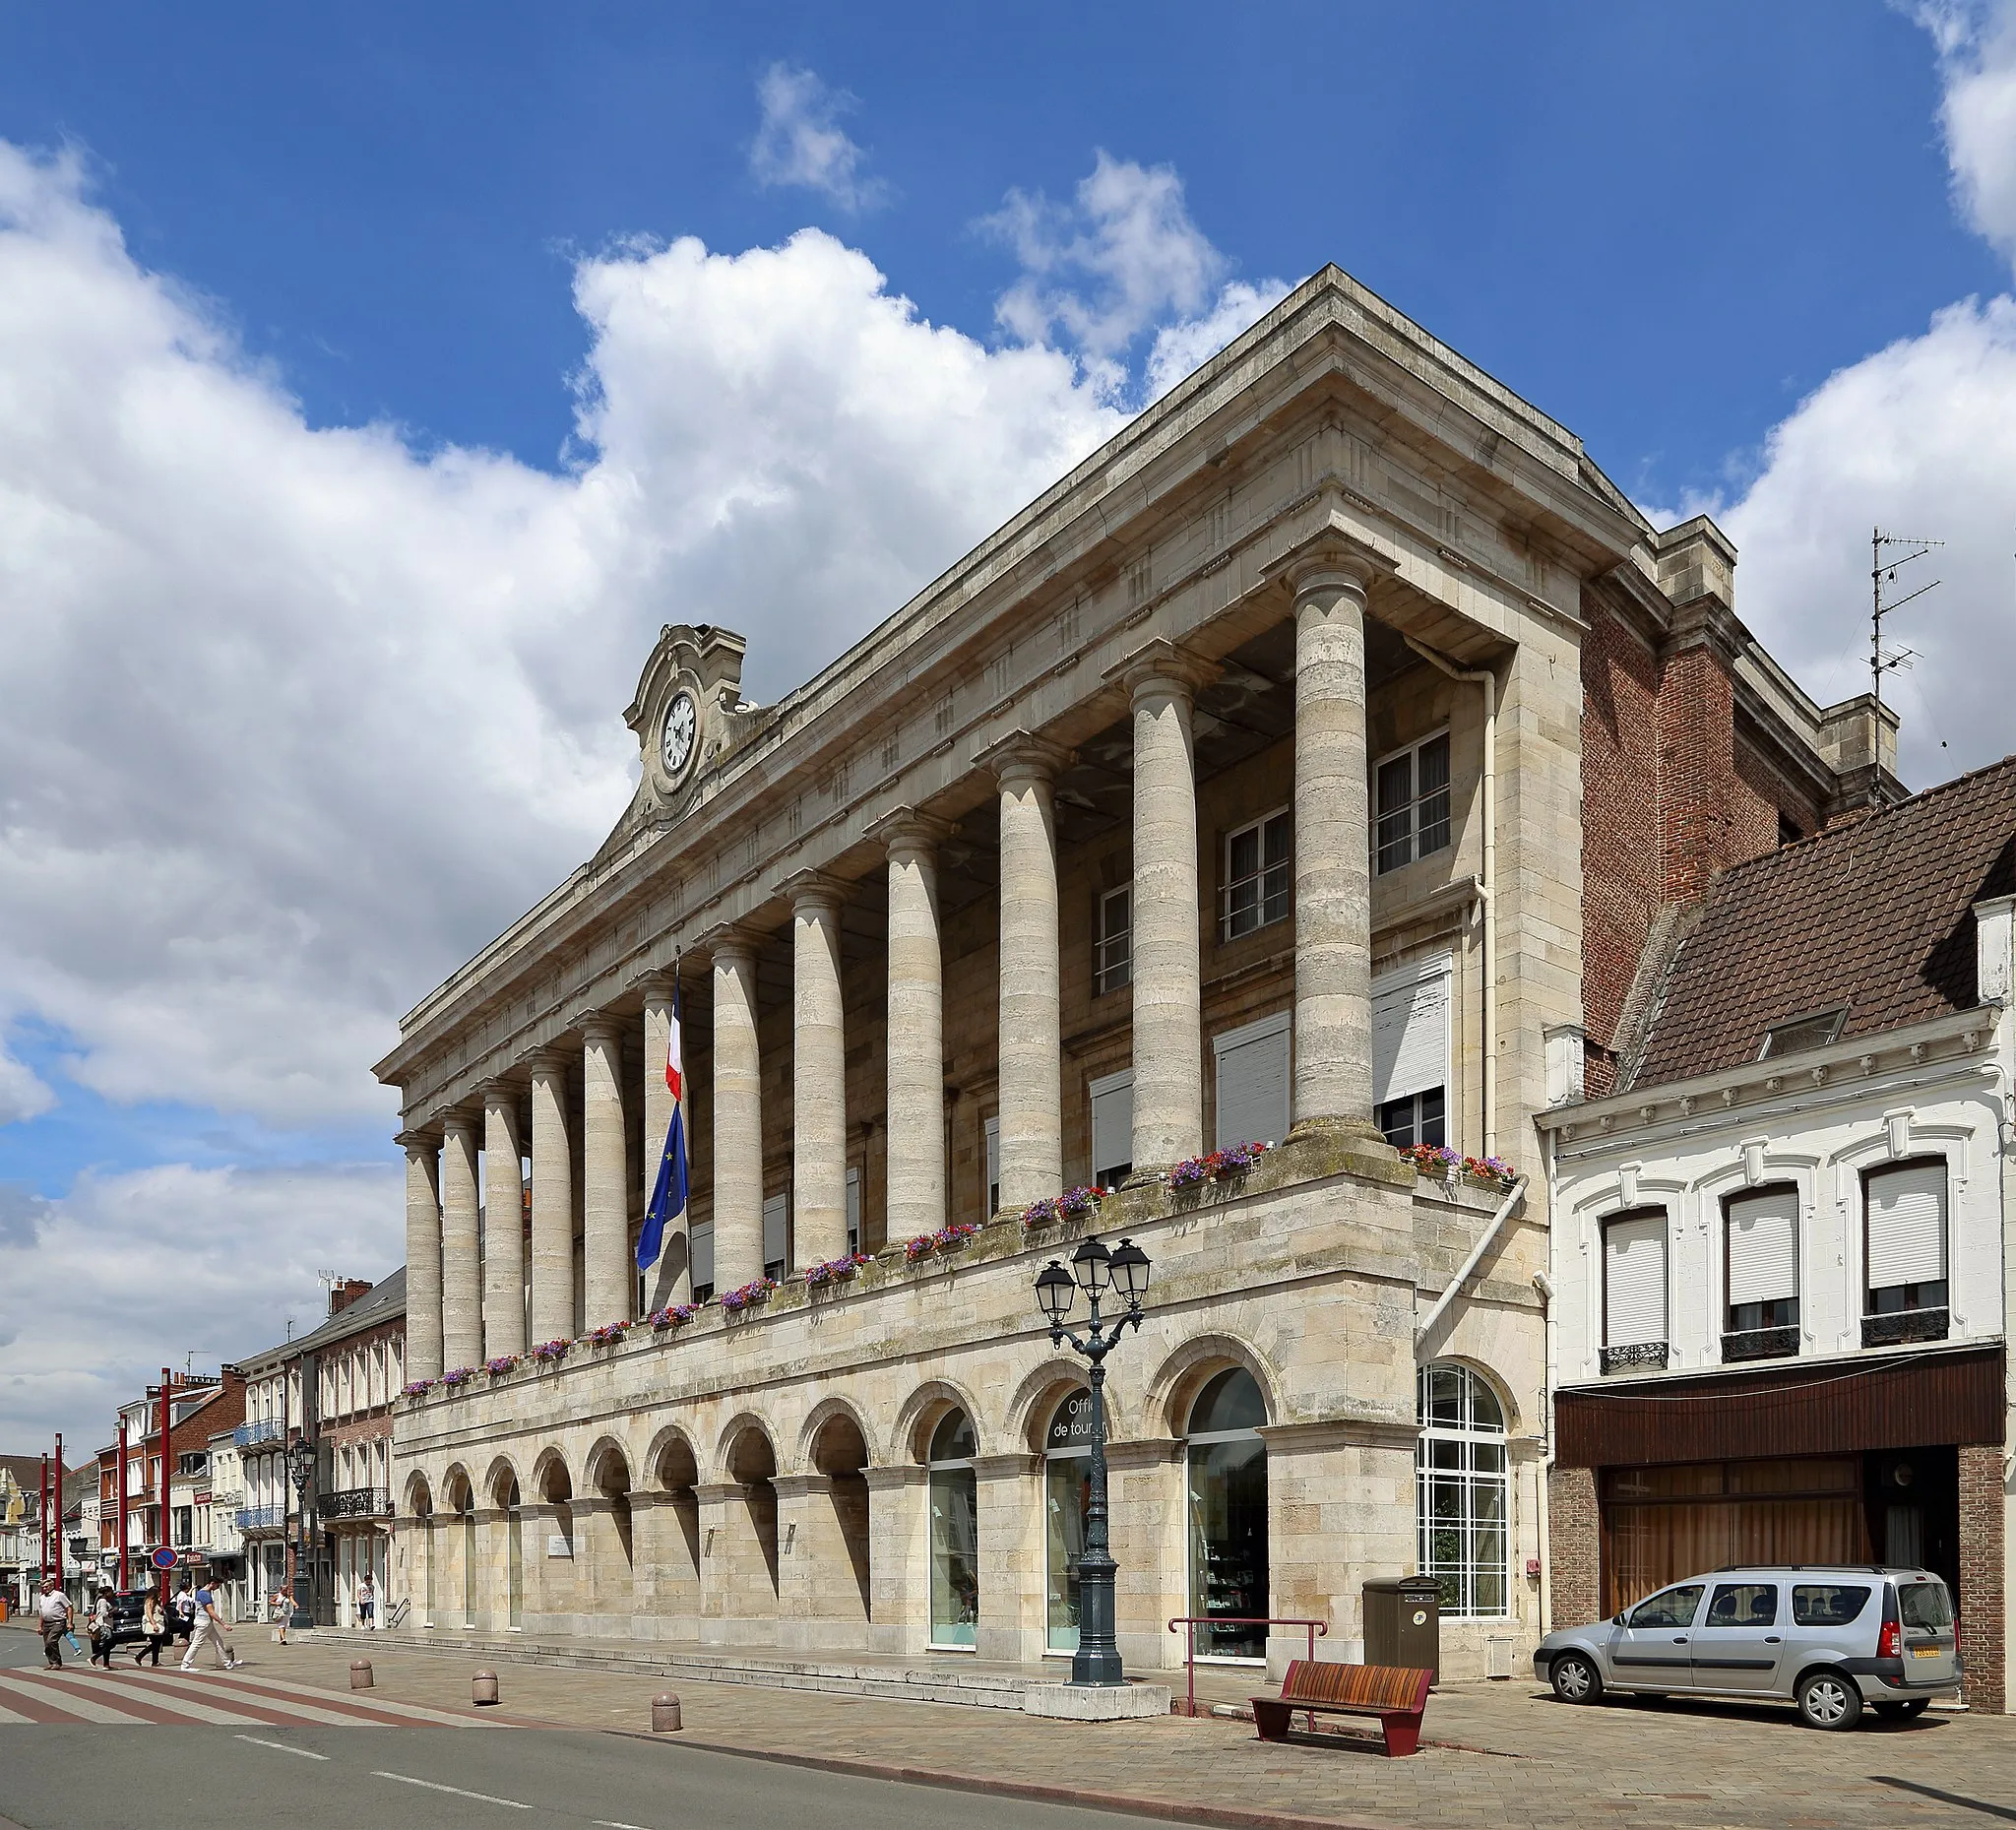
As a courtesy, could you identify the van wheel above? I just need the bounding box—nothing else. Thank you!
[1796,1671,1863,1731]
[1550,1653,1602,1704]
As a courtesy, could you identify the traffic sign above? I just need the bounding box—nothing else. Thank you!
[150,1547,177,1571]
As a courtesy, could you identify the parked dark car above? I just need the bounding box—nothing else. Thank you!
[99,1588,158,1650]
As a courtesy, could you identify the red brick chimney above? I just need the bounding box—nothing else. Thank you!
[329,1278,373,1316]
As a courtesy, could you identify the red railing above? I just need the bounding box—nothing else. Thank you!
[1166,1614,1328,1719]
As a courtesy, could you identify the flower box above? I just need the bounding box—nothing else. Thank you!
[907,1224,980,1263]
[1021,1185,1106,1229]
[531,1337,571,1364]
[438,1367,473,1389]
[1401,1144,1518,1192]
[401,1379,435,1400]
[719,1278,777,1313]
[803,1253,870,1288]
[483,1355,520,1376]
[586,1320,631,1348]
[647,1302,699,1331]
[1165,1141,1272,1189]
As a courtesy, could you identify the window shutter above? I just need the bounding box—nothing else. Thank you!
[689,1219,714,1290]
[846,1167,861,1253]
[1214,1013,1290,1150]
[1090,1071,1133,1183]
[1604,1212,1668,1348]
[1866,1161,1946,1289]
[1372,957,1453,1105]
[983,1116,1000,1215]
[762,1193,788,1271]
[1727,1187,1799,1306]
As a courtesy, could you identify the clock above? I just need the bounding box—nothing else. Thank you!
[661,691,698,783]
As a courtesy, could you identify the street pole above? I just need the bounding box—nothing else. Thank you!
[52,1433,62,1599]
[158,1368,172,1607]
[117,1423,130,1592]
[37,1453,48,1590]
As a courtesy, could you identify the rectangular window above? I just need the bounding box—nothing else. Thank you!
[690,1217,715,1302]
[1603,1211,1668,1357]
[1372,954,1452,1146]
[1864,1160,1948,1317]
[1793,1584,1870,1627]
[1090,1069,1133,1189]
[1095,885,1131,995]
[1221,810,1291,940]
[846,1166,861,1256]
[1212,1011,1290,1151]
[1374,730,1452,874]
[983,1116,1000,1218]
[1377,1088,1446,1150]
[1726,1185,1799,1335]
[762,1191,789,1282]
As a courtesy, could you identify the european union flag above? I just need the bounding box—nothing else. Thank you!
[637,976,688,1270]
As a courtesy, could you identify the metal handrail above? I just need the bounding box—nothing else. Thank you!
[1166,1614,1329,1720]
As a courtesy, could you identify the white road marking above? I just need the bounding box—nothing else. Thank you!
[0,1700,34,1725]
[0,1672,158,1725]
[37,1669,264,1726]
[179,1666,497,1727]
[372,1770,531,1808]
[594,1820,656,1828]
[138,1667,419,1728]
[235,1735,330,1759]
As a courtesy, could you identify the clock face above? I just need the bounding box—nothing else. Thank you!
[661,691,698,781]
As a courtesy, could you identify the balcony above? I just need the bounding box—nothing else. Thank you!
[235,1504,286,1532]
[234,1420,286,1449]
[1723,1325,1800,1363]
[1862,1307,1949,1349]
[1600,1341,1669,1375]
[316,1487,392,1521]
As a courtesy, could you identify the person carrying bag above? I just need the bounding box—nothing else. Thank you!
[88,1592,114,1668]
[135,1594,168,1667]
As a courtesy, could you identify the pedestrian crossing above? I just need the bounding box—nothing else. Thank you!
[0,1665,505,1729]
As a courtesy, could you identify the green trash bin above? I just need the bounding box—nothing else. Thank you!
[1363,1575,1440,1681]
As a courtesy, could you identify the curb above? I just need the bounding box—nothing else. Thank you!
[606,1728,1395,1830]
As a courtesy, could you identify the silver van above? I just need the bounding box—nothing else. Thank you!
[1533,1565,1960,1729]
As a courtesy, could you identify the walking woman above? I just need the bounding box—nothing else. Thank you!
[87,1591,115,1668]
[134,1592,167,1667]
[269,1565,291,1646]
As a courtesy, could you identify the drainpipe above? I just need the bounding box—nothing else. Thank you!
[1404,638,1496,1155]
[1414,1175,1529,1349]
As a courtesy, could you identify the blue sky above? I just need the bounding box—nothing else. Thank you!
[3,1,2015,1449]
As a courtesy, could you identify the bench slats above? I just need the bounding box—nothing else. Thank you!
[1278,1659,1429,1714]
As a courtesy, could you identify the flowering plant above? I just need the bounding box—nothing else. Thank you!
[907,1224,980,1262]
[1462,1154,1518,1190]
[1401,1143,1460,1175]
[1021,1185,1106,1229]
[1400,1144,1518,1191]
[483,1355,520,1376]
[647,1303,699,1330]
[903,1233,936,1262]
[586,1320,631,1348]
[438,1366,473,1389]
[401,1379,435,1399]
[719,1278,777,1312]
[1165,1141,1272,1189]
[531,1337,571,1363]
[803,1253,870,1288]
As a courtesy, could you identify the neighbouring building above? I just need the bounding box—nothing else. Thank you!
[233,1348,300,1619]
[96,1372,244,1599]
[1540,757,2016,1709]
[204,1428,247,1620]
[378,265,1884,1679]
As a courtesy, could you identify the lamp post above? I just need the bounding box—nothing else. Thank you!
[1035,1233,1152,1686]
[286,1436,315,1627]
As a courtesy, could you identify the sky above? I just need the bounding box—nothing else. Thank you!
[2,2,2014,1452]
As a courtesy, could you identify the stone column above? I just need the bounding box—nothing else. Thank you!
[579,1014,631,1329]
[638,971,690,1304]
[480,1083,526,1359]
[709,930,765,1293]
[1114,644,1215,1174]
[864,1464,929,1656]
[785,871,849,1270]
[972,1452,1042,1664]
[527,1050,576,1346]
[398,1131,443,1382]
[440,1113,483,1371]
[981,733,1070,1207]
[1290,558,1384,1138]
[868,810,952,1242]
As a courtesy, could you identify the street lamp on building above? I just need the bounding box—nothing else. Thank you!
[1034,1234,1152,1686]
[286,1436,315,1626]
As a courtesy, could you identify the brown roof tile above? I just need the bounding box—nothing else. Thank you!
[1629,754,2016,1089]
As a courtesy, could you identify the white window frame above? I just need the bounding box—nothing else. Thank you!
[1220,806,1292,942]
[1374,728,1453,874]
[1095,885,1132,996]
[982,1116,1000,1218]
[1863,1158,1948,1312]
[689,1216,716,1300]
[762,1191,789,1282]
[1211,1009,1291,1151]
[846,1165,862,1255]
[1089,1068,1134,1189]
[1603,1209,1669,1352]
[1417,1363,1512,1621]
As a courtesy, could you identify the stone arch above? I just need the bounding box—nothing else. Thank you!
[440,1462,475,1509]
[643,1422,703,1614]
[1144,1332,1282,1439]
[795,1395,881,1475]
[483,1454,523,1509]
[644,1422,702,1493]
[439,1463,478,1628]
[1416,1354,1522,1434]
[582,1435,637,1609]
[402,1469,434,1516]
[892,1376,989,1465]
[717,1414,781,1606]
[530,1445,573,1505]
[713,1410,781,1484]
[582,1432,635,1495]
[1008,1360,1098,1454]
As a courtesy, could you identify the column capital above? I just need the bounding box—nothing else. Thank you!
[477,1079,519,1110]
[975,728,1073,787]
[394,1128,439,1153]
[697,919,764,967]
[1102,636,1220,708]
[778,866,848,915]
[573,1010,625,1047]
[525,1046,572,1080]
[632,967,679,1003]
[1271,532,1392,602]
[437,1107,482,1142]
[863,804,957,857]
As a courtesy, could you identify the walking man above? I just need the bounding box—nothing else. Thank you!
[179,1579,238,1672]
[171,1580,196,1646]
[35,1577,73,1669]
[357,1571,375,1630]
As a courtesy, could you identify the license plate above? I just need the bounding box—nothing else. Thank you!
[1912,1646,1942,1659]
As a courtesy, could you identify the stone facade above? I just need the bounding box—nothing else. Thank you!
[377,266,1865,1680]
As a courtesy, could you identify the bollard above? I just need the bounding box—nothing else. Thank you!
[652,1692,682,1734]
[472,1669,499,1707]
[349,1660,374,1689]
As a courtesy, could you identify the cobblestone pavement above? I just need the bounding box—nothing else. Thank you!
[246,1635,2016,1829]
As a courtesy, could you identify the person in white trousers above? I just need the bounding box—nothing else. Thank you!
[180,1581,238,1671]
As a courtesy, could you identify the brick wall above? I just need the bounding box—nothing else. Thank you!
[1547,1464,1600,1630]
[1958,1441,2005,1713]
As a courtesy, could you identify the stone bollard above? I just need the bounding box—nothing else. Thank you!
[652,1692,682,1734]
[472,1670,499,1707]
[349,1660,374,1689]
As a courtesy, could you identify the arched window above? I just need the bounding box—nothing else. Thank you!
[926,1409,978,1649]
[1416,1363,1509,1619]
[502,1477,523,1629]
[1185,1367,1268,1660]
[1042,1388,1094,1653]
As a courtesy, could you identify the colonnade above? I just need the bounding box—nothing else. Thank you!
[399,563,1386,1382]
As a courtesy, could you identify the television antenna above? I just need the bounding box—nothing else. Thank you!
[1869,529,1941,801]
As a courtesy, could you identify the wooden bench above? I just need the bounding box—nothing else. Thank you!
[1251,1659,1433,1756]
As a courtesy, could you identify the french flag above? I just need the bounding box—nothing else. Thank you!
[636,975,689,1270]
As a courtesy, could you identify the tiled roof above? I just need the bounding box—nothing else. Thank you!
[1629,754,2016,1090]
[284,1266,406,1356]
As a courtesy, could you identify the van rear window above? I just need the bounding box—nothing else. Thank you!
[1898,1582,1953,1629]
[1792,1585,1870,1626]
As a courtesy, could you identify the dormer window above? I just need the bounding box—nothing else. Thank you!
[1758,1008,1847,1060]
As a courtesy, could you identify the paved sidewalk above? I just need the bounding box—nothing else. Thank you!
[236,1634,2016,1829]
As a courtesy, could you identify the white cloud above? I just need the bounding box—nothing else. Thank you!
[0,1162,399,1442]
[0,1045,53,1125]
[1920,0,2016,262]
[982,152,1288,403]
[749,64,886,211]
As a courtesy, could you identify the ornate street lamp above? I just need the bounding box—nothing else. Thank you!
[1035,1234,1152,1686]
[286,1436,315,1626]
